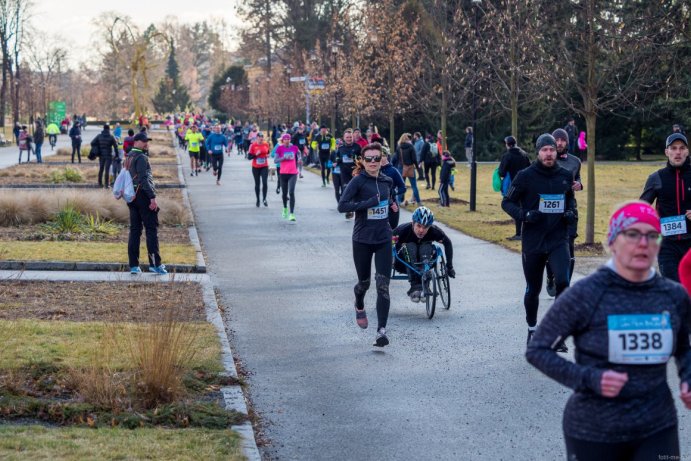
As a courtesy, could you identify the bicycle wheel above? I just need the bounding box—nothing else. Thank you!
[436,262,451,310]
[422,270,437,319]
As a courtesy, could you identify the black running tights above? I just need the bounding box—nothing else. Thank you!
[564,425,679,461]
[252,167,268,201]
[352,241,391,330]
[522,243,570,327]
[280,173,297,213]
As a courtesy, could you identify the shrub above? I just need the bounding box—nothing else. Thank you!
[48,205,83,233]
[63,167,83,183]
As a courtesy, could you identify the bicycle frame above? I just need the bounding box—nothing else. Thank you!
[391,242,442,280]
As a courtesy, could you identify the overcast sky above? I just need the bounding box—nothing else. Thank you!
[33,0,243,68]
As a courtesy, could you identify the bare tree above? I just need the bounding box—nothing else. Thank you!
[25,31,67,117]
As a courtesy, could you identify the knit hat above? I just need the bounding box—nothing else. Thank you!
[535,133,556,151]
[552,128,569,142]
[607,201,661,246]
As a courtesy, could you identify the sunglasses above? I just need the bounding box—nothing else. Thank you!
[363,156,382,163]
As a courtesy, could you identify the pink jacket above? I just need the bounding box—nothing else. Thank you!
[276,145,299,175]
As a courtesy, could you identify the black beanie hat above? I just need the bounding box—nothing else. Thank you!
[504,136,516,146]
[552,128,569,142]
[535,133,557,151]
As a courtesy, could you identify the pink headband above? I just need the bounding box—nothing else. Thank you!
[607,202,661,245]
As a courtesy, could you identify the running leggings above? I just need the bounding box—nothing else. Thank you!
[564,425,679,461]
[252,167,268,201]
[658,238,691,282]
[319,154,331,184]
[332,172,343,202]
[280,173,297,213]
[352,241,392,330]
[522,243,570,327]
[211,154,224,180]
[546,237,575,283]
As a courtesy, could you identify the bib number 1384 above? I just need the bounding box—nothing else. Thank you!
[607,313,673,365]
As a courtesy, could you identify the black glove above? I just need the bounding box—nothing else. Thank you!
[523,210,542,224]
[563,210,577,225]
[447,266,455,278]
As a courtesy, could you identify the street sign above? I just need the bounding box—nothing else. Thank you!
[290,76,306,82]
[48,101,66,125]
[308,77,325,90]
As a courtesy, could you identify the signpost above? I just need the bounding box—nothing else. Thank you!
[48,101,66,125]
[289,76,327,125]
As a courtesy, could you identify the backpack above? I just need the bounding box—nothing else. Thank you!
[429,142,439,157]
[88,135,101,160]
[112,168,136,203]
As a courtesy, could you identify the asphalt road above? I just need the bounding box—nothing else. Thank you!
[186,149,690,460]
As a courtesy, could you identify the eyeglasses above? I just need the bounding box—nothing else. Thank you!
[619,229,662,245]
[363,156,382,163]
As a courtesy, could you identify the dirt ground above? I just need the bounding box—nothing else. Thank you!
[0,281,206,322]
[0,163,181,185]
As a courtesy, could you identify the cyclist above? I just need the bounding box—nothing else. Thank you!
[248,132,270,207]
[640,132,691,282]
[502,133,576,350]
[527,201,691,460]
[46,122,60,150]
[311,125,336,187]
[333,128,362,217]
[545,128,583,295]
[275,133,299,221]
[338,142,394,347]
[205,125,228,185]
[185,124,204,176]
[393,207,455,302]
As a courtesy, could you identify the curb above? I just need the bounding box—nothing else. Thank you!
[0,184,185,189]
[0,260,205,273]
[174,134,262,460]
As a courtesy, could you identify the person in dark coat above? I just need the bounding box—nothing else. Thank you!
[395,133,421,204]
[498,135,531,240]
[68,123,82,163]
[91,124,119,187]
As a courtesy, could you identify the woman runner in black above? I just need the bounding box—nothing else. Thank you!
[527,201,691,461]
[338,143,396,347]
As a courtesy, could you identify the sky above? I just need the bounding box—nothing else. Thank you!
[32,0,243,68]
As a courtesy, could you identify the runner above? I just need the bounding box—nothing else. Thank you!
[275,133,299,221]
[334,128,362,218]
[526,201,691,461]
[545,128,583,295]
[248,132,270,207]
[185,125,204,176]
[380,151,406,229]
[640,133,691,282]
[205,125,228,185]
[233,120,244,156]
[311,125,335,187]
[353,128,368,149]
[291,124,309,178]
[393,207,455,302]
[502,133,576,351]
[338,142,395,347]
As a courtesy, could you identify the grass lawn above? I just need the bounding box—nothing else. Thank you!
[0,241,197,265]
[407,161,665,256]
[0,426,244,461]
[0,320,222,371]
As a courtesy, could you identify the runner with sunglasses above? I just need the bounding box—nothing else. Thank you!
[527,201,691,460]
[338,143,396,347]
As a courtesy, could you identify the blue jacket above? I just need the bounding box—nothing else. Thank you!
[381,164,406,203]
[205,133,228,155]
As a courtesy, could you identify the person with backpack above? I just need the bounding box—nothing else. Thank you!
[424,134,440,190]
[498,136,531,241]
[68,122,82,163]
[91,124,119,188]
[126,132,166,275]
[17,125,32,164]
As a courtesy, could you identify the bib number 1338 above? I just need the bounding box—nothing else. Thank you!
[607,313,673,364]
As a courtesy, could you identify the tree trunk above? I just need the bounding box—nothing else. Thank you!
[635,122,642,161]
[0,55,7,127]
[510,41,518,138]
[12,62,18,123]
[389,110,395,153]
[440,85,447,150]
[584,0,597,245]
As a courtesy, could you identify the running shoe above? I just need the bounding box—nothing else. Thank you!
[373,328,389,347]
[276,187,280,194]
[263,200,268,207]
[546,278,556,297]
[556,341,569,353]
[282,207,289,219]
[299,175,304,178]
[289,213,296,222]
[527,329,535,345]
[410,290,422,303]
[216,180,220,186]
[256,199,260,208]
[130,266,142,275]
[321,183,326,188]
[149,265,168,275]
[190,172,194,177]
[355,308,368,329]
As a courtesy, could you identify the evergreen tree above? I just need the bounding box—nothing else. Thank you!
[152,41,189,113]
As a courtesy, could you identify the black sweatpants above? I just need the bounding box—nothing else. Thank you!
[352,241,392,330]
[438,182,450,206]
[546,236,576,283]
[564,425,679,461]
[252,167,268,201]
[332,172,343,202]
[211,154,224,180]
[98,156,112,187]
[658,238,691,282]
[71,141,81,163]
[280,173,297,213]
[128,193,161,268]
[425,162,437,189]
[319,154,331,185]
[522,243,570,327]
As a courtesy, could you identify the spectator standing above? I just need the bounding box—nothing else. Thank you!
[113,122,122,141]
[438,151,456,207]
[424,134,439,190]
[396,133,422,205]
[17,125,32,163]
[68,122,82,163]
[91,124,119,188]
[498,135,531,240]
[123,129,135,155]
[464,126,474,166]
[672,124,685,134]
[12,122,20,145]
[33,120,45,164]
[564,117,579,158]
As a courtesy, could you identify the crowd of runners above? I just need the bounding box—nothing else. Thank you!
[164,111,691,460]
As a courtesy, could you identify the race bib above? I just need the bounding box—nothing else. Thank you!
[321,143,330,150]
[367,200,389,220]
[539,194,565,213]
[333,166,341,174]
[190,141,199,148]
[299,139,306,145]
[213,144,223,153]
[256,157,266,165]
[608,313,673,364]
[660,215,687,236]
[342,155,354,164]
[283,152,295,160]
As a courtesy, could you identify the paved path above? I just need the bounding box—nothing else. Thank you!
[185,152,689,460]
[0,126,81,169]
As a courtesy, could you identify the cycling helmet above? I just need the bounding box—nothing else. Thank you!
[412,206,434,227]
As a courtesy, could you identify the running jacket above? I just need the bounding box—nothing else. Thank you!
[334,142,362,178]
[557,152,583,238]
[640,159,691,240]
[312,134,335,156]
[205,133,227,155]
[275,145,299,175]
[338,172,394,245]
[526,265,691,443]
[502,161,575,254]
[392,222,453,268]
[248,142,270,168]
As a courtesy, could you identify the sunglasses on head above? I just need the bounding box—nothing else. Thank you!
[363,155,382,163]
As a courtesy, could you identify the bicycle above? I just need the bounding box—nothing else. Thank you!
[391,239,451,319]
[49,134,57,150]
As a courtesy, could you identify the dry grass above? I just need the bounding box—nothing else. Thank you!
[0,163,179,184]
[0,190,190,226]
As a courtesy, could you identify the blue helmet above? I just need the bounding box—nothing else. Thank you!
[412,206,434,227]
